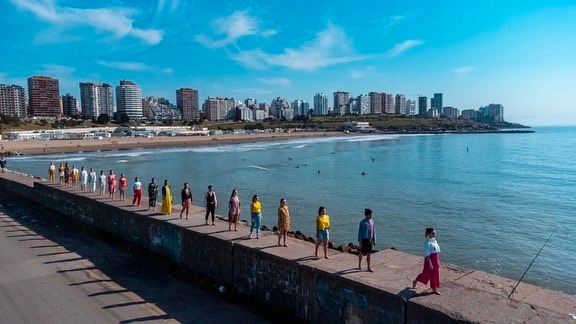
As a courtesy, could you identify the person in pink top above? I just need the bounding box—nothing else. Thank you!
[228,189,241,231]
[108,170,117,199]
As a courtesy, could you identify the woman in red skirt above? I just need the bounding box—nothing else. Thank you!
[412,227,442,295]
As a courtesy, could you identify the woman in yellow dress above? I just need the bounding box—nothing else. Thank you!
[161,180,172,215]
[277,198,290,247]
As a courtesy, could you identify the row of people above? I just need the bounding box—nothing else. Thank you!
[48,163,441,294]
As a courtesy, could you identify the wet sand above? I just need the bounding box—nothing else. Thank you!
[0,131,343,156]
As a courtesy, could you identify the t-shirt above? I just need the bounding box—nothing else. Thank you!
[251,201,261,213]
[424,238,441,256]
[99,174,107,185]
[133,181,142,191]
[316,214,330,230]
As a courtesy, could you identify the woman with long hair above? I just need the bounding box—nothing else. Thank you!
[228,189,241,231]
[277,198,291,247]
[161,180,172,215]
[412,227,442,295]
[249,195,262,239]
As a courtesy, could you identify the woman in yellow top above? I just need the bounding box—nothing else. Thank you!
[161,179,172,215]
[249,195,262,239]
[315,206,331,259]
[277,198,291,247]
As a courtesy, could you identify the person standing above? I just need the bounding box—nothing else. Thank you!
[0,157,6,173]
[48,162,56,182]
[277,198,291,247]
[228,189,241,231]
[161,180,172,215]
[412,227,442,295]
[58,163,65,185]
[89,168,97,193]
[108,170,117,199]
[118,173,127,201]
[80,167,88,191]
[205,185,217,225]
[179,183,193,219]
[71,165,79,188]
[64,163,70,186]
[132,177,143,206]
[249,195,262,239]
[314,206,331,259]
[99,170,107,195]
[148,178,159,211]
[358,208,376,272]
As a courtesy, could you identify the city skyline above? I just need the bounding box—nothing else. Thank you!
[1,1,575,125]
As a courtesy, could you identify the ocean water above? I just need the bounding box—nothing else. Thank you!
[7,126,576,294]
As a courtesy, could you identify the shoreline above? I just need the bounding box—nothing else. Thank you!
[0,131,345,156]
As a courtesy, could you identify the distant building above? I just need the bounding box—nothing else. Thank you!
[480,104,504,122]
[202,97,228,121]
[461,109,482,121]
[27,76,61,117]
[0,84,26,117]
[333,91,349,115]
[80,82,114,119]
[431,93,443,112]
[357,94,370,115]
[254,108,269,121]
[406,99,416,116]
[313,93,328,116]
[176,88,199,121]
[427,108,440,118]
[143,96,182,121]
[418,96,428,115]
[383,93,395,114]
[395,94,406,115]
[442,106,459,119]
[369,92,382,114]
[61,93,78,117]
[244,98,257,108]
[291,99,310,116]
[115,80,143,121]
[270,97,291,119]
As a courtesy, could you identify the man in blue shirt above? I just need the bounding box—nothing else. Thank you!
[358,208,376,272]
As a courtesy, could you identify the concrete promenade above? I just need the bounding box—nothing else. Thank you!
[0,172,574,323]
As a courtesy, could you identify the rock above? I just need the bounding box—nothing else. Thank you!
[272,226,278,232]
[260,225,269,231]
[307,236,316,243]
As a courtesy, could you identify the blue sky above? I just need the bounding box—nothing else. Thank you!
[1,0,575,125]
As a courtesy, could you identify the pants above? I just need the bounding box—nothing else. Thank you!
[415,252,441,289]
[250,212,262,235]
[49,171,55,182]
[205,204,216,222]
[132,189,142,205]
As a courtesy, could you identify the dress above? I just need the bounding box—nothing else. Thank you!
[161,185,172,214]
[148,182,159,207]
[228,196,241,220]
[108,174,117,193]
[89,171,97,192]
[181,188,192,208]
[119,177,127,193]
[415,238,441,289]
[277,205,291,232]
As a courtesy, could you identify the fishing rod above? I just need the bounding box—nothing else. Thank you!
[508,230,556,298]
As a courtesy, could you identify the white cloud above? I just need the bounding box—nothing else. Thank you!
[231,23,371,71]
[195,10,275,49]
[349,67,375,79]
[258,77,291,87]
[96,61,173,74]
[370,13,409,28]
[10,0,163,45]
[387,39,424,57]
[454,65,477,77]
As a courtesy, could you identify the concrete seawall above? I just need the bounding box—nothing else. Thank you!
[1,173,574,323]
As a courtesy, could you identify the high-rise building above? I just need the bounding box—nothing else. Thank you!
[244,98,257,108]
[116,80,143,121]
[176,88,199,121]
[202,97,228,121]
[480,104,504,122]
[0,84,27,117]
[270,97,290,119]
[356,94,370,115]
[406,99,416,116]
[80,82,114,119]
[369,92,382,114]
[143,96,181,121]
[383,93,395,114]
[442,106,459,119]
[333,91,349,115]
[431,93,443,112]
[395,94,406,115]
[313,93,328,116]
[27,76,61,117]
[418,96,428,115]
[291,99,310,116]
[61,93,77,117]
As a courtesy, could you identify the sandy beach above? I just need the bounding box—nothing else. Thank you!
[0,131,344,156]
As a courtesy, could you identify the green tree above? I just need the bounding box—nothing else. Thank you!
[97,113,111,124]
